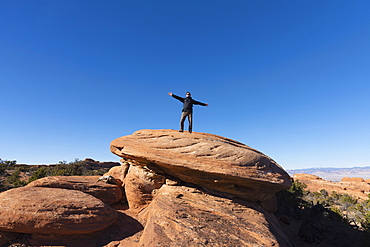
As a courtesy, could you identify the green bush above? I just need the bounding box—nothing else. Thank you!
[5,167,27,188]
[27,167,50,183]
[0,159,16,176]
[278,179,370,233]
[0,159,108,192]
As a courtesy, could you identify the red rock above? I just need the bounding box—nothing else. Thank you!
[137,185,292,247]
[104,164,128,182]
[110,129,291,211]
[26,176,123,205]
[293,174,370,200]
[0,187,117,234]
[341,177,365,183]
[124,165,165,213]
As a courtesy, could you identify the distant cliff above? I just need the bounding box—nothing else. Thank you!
[287,166,370,182]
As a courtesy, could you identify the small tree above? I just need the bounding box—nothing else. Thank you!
[276,179,309,218]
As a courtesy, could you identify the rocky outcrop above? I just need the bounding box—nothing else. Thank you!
[123,164,166,213]
[0,129,294,246]
[26,176,123,205]
[104,162,129,182]
[110,129,291,211]
[341,177,365,183]
[137,185,292,247]
[293,174,370,200]
[0,187,117,235]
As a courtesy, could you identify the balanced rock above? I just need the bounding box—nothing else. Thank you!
[0,187,117,234]
[110,129,291,211]
[26,176,123,205]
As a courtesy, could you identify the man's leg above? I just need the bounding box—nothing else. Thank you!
[188,112,193,133]
[179,112,187,132]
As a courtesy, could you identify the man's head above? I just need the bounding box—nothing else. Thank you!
[186,92,191,97]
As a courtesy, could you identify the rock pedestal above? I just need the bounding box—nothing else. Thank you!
[110,129,291,211]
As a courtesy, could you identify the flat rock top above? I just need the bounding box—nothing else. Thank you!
[26,176,117,189]
[26,176,123,205]
[0,187,117,234]
[111,129,290,186]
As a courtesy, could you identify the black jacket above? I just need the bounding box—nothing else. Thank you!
[172,94,207,113]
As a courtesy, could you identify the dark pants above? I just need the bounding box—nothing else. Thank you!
[180,111,193,132]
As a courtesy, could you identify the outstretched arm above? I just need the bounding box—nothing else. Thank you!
[193,99,208,107]
[168,92,184,102]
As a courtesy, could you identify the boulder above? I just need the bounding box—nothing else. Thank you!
[124,165,165,212]
[26,176,123,205]
[110,129,291,211]
[0,187,117,234]
[138,185,292,247]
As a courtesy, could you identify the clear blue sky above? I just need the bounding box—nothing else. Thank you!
[1,1,369,169]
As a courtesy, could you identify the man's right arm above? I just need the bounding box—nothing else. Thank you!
[169,93,184,102]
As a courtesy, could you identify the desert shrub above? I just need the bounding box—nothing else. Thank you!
[0,159,16,175]
[329,206,343,219]
[49,160,87,176]
[276,179,310,218]
[5,167,27,188]
[27,159,102,183]
[0,159,108,192]
[27,167,50,183]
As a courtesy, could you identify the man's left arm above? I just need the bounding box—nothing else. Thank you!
[192,99,208,107]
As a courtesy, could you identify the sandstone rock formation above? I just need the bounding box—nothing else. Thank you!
[123,164,166,213]
[293,174,370,200]
[110,129,291,211]
[137,185,292,247]
[341,177,365,183]
[0,129,295,246]
[26,176,123,205]
[0,187,117,235]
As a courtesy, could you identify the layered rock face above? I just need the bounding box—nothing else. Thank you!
[110,129,291,211]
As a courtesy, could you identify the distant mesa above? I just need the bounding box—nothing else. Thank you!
[293,174,370,200]
[13,158,120,169]
[341,177,365,183]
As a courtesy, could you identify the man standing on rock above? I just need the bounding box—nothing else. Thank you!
[168,92,208,133]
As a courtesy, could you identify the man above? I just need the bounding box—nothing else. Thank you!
[168,91,208,133]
